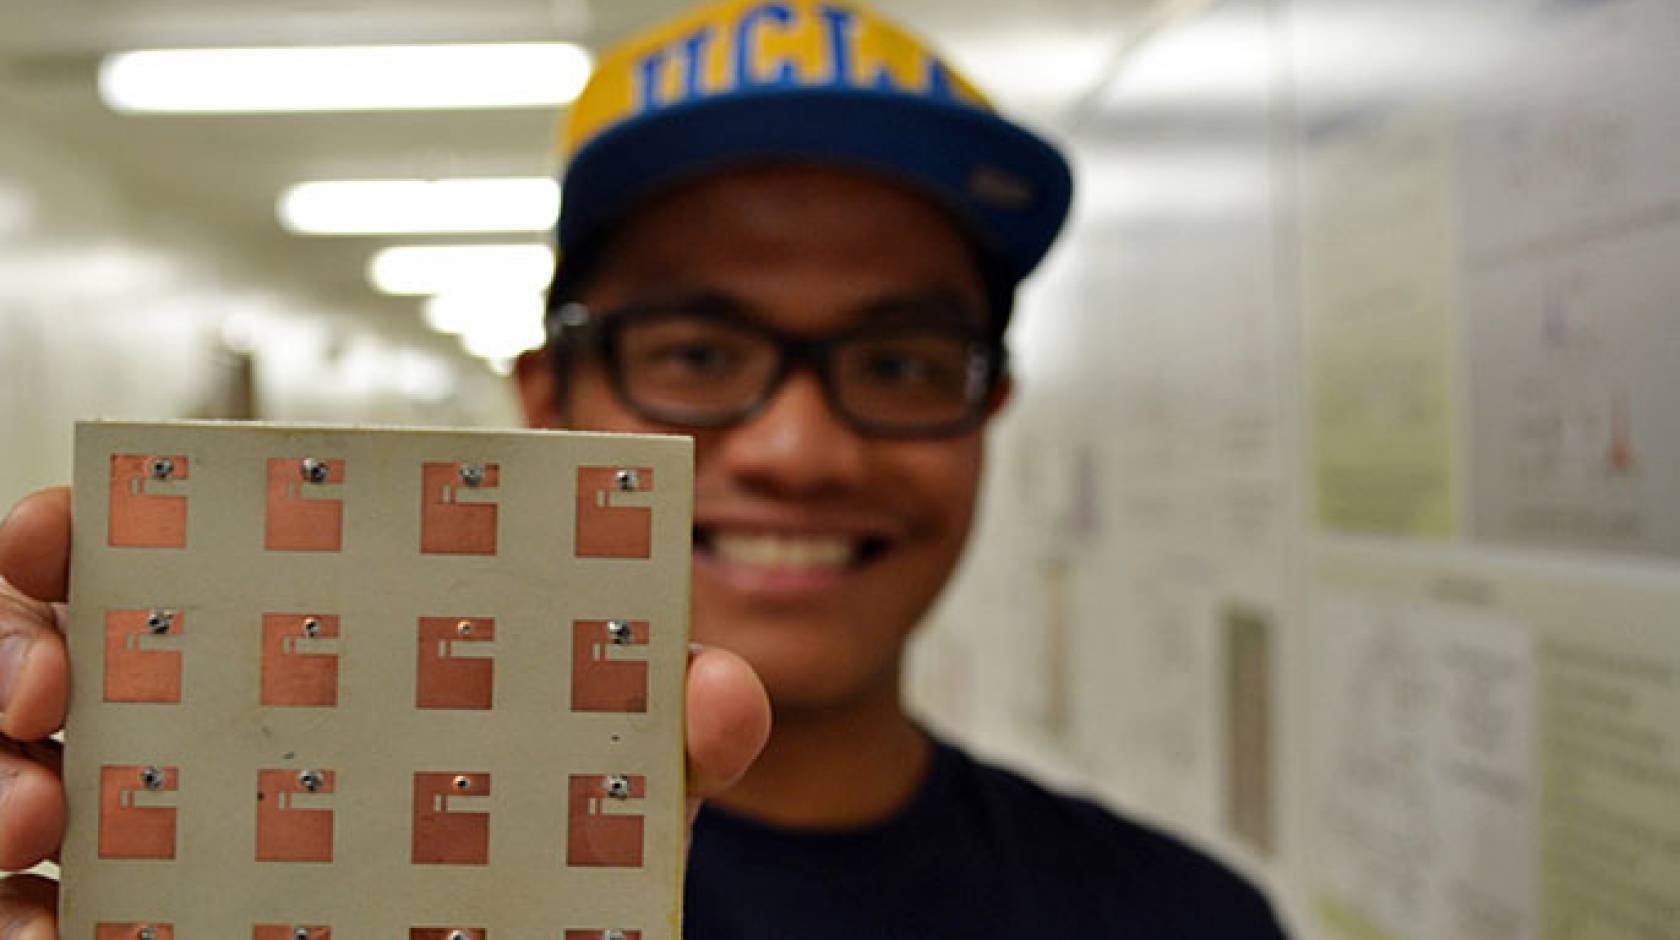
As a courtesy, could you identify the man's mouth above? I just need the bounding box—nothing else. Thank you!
[693,528,892,574]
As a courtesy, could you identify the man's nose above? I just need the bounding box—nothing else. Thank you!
[713,370,869,497]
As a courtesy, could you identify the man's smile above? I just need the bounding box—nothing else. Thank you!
[692,511,905,599]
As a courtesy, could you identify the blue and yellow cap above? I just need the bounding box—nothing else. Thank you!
[556,0,1073,292]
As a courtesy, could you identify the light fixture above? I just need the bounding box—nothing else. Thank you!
[421,292,547,360]
[426,296,548,361]
[461,319,548,359]
[99,43,593,113]
[1101,17,1270,110]
[368,245,554,296]
[943,33,1120,113]
[279,178,560,235]
[422,291,546,337]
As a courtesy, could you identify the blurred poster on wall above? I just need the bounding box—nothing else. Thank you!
[1308,550,1680,940]
[1528,580,1680,940]
[1297,107,1461,541]
[1465,230,1680,559]
[1460,0,1680,560]
[1309,585,1537,940]
[1081,553,1226,832]
[1224,603,1276,857]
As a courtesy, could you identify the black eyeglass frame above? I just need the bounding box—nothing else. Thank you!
[546,301,1010,439]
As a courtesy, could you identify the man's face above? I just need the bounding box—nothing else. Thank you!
[519,166,1004,711]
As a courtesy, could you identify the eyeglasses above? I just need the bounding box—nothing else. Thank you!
[549,299,1006,438]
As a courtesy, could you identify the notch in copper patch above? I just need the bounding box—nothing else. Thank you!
[567,774,646,868]
[99,765,178,860]
[409,930,485,940]
[108,454,190,549]
[416,617,495,710]
[261,614,340,707]
[412,772,491,865]
[571,619,649,714]
[255,768,335,862]
[420,461,500,555]
[104,609,184,704]
[575,466,653,559]
[265,457,345,552]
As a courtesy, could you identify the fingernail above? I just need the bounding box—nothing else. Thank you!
[0,634,31,711]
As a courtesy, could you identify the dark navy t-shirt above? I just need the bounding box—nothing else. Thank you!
[685,737,1289,938]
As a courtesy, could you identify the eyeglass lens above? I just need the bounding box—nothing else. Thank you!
[611,313,985,433]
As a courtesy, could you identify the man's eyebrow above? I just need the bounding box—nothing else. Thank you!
[611,288,754,316]
[609,287,984,327]
[850,290,986,328]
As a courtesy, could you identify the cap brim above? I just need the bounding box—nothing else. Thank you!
[558,87,1073,284]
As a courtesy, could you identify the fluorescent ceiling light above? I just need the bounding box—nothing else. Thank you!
[280,178,560,235]
[943,34,1119,112]
[1103,18,1270,109]
[422,291,545,336]
[420,292,547,359]
[100,43,593,113]
[369,245,555,296]
[461,318,547,360]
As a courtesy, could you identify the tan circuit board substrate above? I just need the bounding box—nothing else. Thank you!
[62,421,692,940]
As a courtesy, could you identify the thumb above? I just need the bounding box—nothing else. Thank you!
[683,645,770,826]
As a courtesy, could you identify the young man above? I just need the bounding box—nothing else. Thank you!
[0,1,1287,936]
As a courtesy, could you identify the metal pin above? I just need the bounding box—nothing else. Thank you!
[604,775,631,800]
[136,927,157,940]
[303,617,322,638]
[146,609,175,635]
[458,463,486,487]
[140,766,165,791]
[604,931,627,940]
[614,468,639,491]
[607,620,633,645]
[453,775,472,792]
[148,457,175,481]
[292,929,311,940]
[298,769,325,792]
[300,457,330,484]
[456,620,473,638]
[448,931,468,940]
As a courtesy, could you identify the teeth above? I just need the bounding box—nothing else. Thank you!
[710,533,858,569]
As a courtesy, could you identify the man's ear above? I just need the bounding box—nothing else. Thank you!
[514,348,566,428]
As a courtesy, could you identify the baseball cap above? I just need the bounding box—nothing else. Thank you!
[552,0,1074,298]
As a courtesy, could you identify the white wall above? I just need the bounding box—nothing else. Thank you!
[909,1,1680,939]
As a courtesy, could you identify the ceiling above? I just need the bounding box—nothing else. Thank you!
[0,0,1160,339]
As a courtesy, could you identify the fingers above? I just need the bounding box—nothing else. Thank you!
[0,742,64,872]
[0,488,72,604]
[0,874,56,940]
[684,645,770,824]
[0,584,69,743]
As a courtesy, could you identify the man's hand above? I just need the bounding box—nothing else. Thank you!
[0,486,770,937]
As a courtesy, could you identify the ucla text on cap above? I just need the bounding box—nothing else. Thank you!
[566,0,993,155]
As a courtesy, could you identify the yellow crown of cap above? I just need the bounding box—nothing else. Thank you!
[562,0,994,159]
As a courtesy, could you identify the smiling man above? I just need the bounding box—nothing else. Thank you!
[0,0,1288,936]
[515,0,1289,936]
